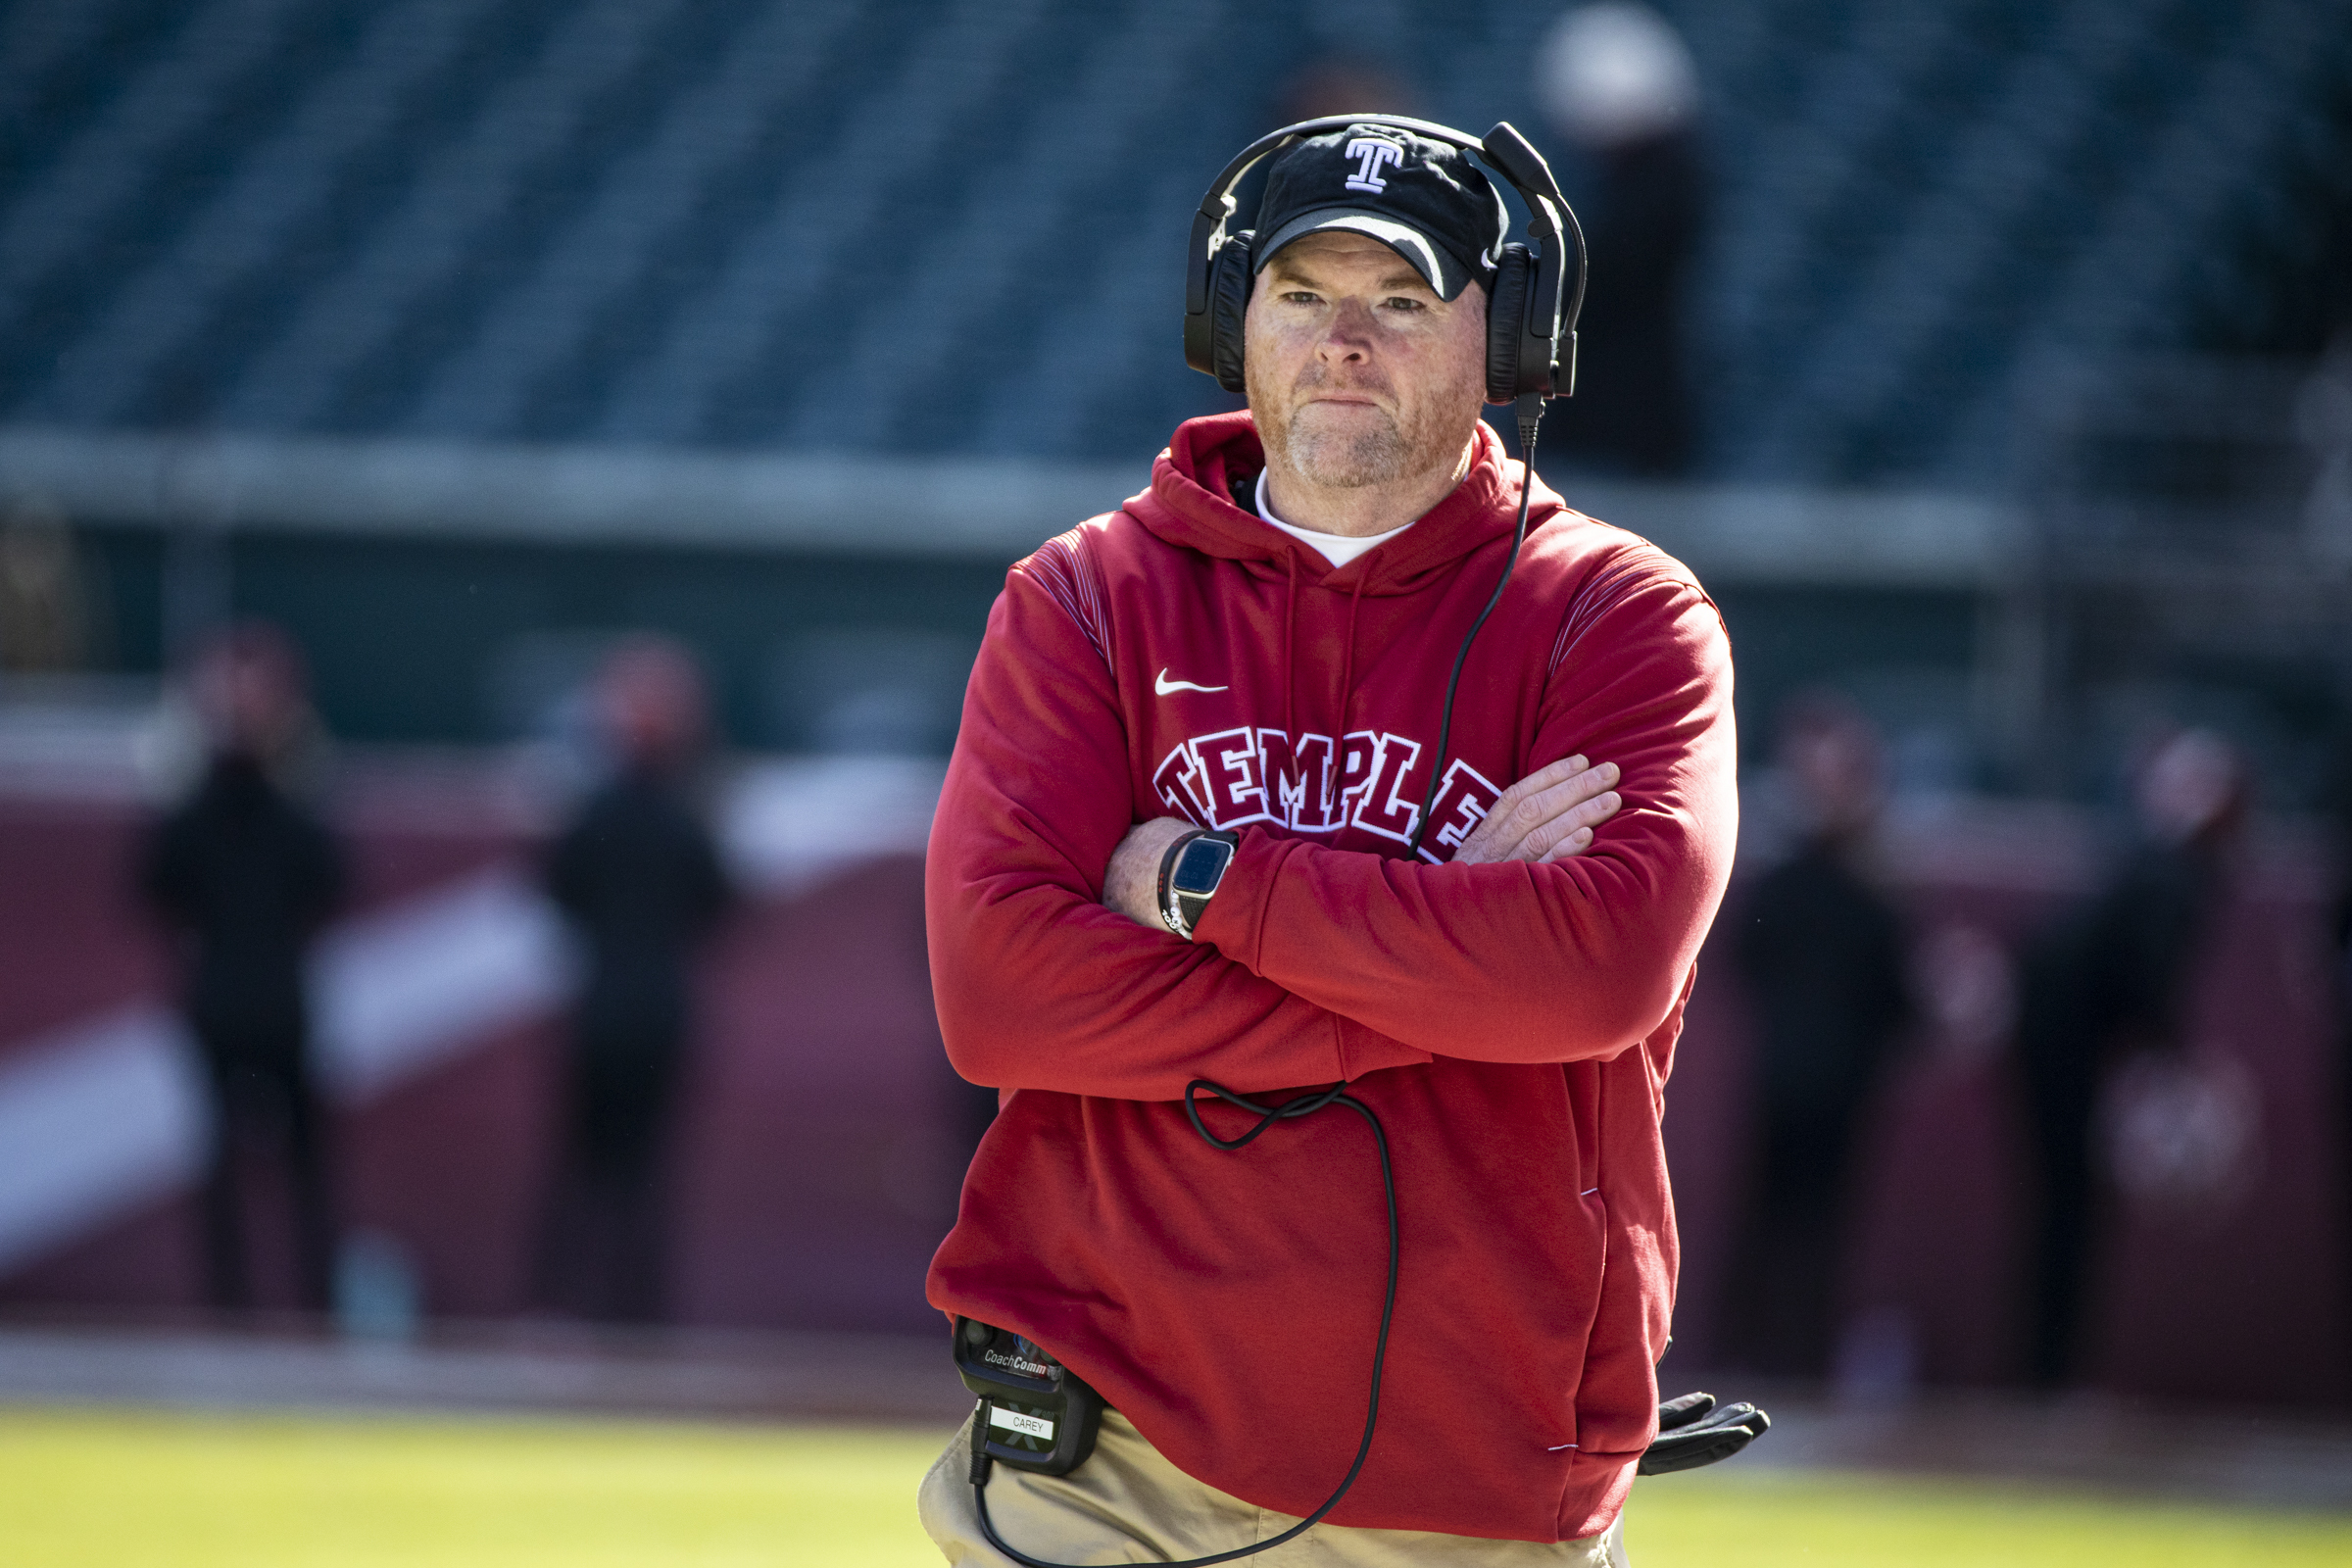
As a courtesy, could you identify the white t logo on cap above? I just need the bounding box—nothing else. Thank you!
[1344,138,1403,194]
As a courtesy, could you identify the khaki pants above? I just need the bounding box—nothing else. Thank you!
[920,1409,1631,1567]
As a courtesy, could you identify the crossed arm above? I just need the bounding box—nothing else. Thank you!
[926,553,1737,1102]
[1101,754,1626,931]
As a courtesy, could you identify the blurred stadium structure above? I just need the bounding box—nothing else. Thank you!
[0,0,2341,475]
[0,0,2339,773]
[0,0,2348,1429]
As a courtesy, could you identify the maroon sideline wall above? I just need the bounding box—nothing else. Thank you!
[0,776,972,1336]
[1,783,2344,1402]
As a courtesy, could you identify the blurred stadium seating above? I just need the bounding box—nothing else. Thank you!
[0,0,2343,478]
[1692,0,2352,485]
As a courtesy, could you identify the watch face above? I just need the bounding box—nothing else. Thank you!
[1171,836,1234,896]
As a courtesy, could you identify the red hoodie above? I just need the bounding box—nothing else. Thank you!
[925,412,1737,1543]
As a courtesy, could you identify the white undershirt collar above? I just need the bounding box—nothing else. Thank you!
[1254,470,1414,569]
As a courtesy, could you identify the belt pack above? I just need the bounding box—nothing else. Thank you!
[953,1316,1106,1477]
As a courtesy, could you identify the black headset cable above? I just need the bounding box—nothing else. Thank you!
[1404,392,1544,862]
[969,1078,1398,1568]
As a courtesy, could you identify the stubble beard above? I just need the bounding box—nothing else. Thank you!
[1251,363,1481,495]
[1273,396,1406,489]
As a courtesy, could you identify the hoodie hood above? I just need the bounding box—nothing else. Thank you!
[1124,412,1566,596]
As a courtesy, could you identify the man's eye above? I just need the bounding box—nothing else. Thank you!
[1382,296,1427,312]
[1281,290,1322,305]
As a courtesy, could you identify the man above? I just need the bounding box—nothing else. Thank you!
[921,122,1738,1564]
[2013,728,2245,1387]
[539,636,732,1322]
[143,624,345,1313]
[1536,3,1707,477]
[1729,698,1910,1378]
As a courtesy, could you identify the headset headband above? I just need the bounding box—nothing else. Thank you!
[1183,114,1587,388]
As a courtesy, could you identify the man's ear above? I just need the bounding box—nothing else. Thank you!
[1206,230,1256,395]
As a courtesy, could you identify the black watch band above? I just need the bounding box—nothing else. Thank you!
[1156,830,1239,941]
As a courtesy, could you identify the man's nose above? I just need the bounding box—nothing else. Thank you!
[1316,299,1377,359]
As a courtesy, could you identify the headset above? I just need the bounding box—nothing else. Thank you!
[1181,115,1590,862]
[1182,114,1588,407]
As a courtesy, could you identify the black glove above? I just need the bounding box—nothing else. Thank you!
[1637,1391,1771,1476]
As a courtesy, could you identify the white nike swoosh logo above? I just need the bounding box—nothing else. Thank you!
[1155,668,1229,697]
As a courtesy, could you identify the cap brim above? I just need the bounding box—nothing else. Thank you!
[1253,210,1475,301]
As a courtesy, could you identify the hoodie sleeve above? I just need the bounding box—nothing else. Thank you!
[927,560,1437,1102]
[1192,553,1738,1065]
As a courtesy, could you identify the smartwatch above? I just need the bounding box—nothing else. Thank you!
[1157,830,1239,941]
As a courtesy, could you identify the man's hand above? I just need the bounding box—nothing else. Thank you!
[1451,756,1621,865]
[1101,757,1620,932]
[1103,816,1197,930]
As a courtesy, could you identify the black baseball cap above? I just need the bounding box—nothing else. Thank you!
[1252,123,1509,302]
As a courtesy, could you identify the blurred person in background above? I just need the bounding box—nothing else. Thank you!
[2298,330,2352,567]
[2305,345,2352,1364]
[2322,724,2352,1366]
[2012,727,2248,1388]
[141,623,345,1314]
[0,499,95,672]
[538,636,732,1324]
[1727,696,1911,1378]
[1534,3,1706,477]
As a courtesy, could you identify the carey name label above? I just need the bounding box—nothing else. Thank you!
[988,1406,1055,1442]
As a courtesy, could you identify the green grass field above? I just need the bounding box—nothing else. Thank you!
[6,1407,2350,1567]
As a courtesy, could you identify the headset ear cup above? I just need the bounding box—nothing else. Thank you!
[1485,245,1533,405]
[1206,230,1254,395]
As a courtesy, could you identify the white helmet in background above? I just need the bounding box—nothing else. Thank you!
[1537,3,1700,147]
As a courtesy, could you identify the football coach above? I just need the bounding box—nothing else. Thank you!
[919,117,1743,1566]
